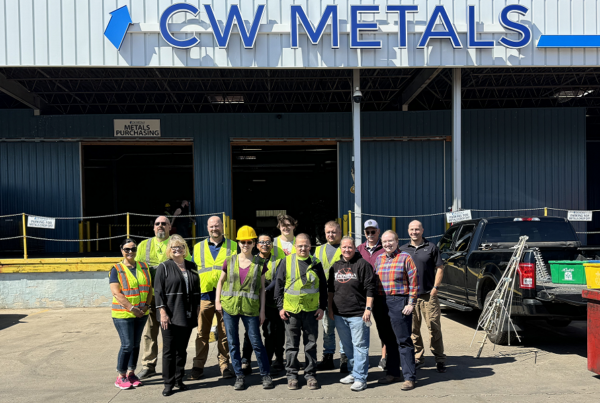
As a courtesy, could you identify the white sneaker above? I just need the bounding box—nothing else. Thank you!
[340,375,355,384]
[351,381,367,391]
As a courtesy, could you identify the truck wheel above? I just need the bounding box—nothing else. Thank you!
[480,290,516,345]
[545,318,572,327]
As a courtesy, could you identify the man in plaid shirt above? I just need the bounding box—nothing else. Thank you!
[373,230,419,391]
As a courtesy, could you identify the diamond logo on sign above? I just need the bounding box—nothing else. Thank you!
[446,210,472,224]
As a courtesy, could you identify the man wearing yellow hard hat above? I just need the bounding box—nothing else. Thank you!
[215,226,273,391]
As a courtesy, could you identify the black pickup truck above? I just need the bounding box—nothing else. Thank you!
[436,216,592,344]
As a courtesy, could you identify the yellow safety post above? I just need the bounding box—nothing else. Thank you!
[343,215,348,236]
[392,217,396,232]
[96,222,100,252]
[227,216,232,239]
[336,217,342,228]
[192,223,197,247]
[348,210,352,236]
[79,221,84,253]
[109,224,112,251]
[232,219,237,239]
[222,212,227,238]
[86,221,91,252]
[126,213,130,238]
[22,213,28,260]
[544,207,548,216]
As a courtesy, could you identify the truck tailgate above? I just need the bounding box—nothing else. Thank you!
[536,283,588,306]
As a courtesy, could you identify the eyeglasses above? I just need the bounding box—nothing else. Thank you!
[122,247,137,253]
[365,230,377,235]
[258,241,272,246]
[239,240,254,246]
[171,246,185,251]
[155,222,168,227]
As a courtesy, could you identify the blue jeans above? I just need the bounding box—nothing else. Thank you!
[113,315,149,375]
[334,315,370,382]
[323,309,344,355]
[223,311,270,377]
[386,295,416,382]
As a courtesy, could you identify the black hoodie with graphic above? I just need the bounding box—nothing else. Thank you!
[328,253,375,318]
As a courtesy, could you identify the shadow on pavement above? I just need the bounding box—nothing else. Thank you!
[0,314,27,331]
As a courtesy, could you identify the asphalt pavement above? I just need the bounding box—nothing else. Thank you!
[0,307,597,403]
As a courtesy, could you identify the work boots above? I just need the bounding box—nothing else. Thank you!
[339,353,349,373]
[316,353,335,370]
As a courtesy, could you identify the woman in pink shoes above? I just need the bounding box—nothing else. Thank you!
[109,238,152,389]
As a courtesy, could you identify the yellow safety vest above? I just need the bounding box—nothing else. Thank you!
[263,253,281,283]
[193,238,237,293]
[273,236,296,260]
[314,244,342,279]
[283,254,321,314]
[111,262,151,319]
[220,254,262,317]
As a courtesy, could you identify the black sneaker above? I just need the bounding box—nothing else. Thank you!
[415,360,426,370]
[378,357,387,370]
[436,362,447,373]
[262,375,274,389]
[137,367,157,380]
[234,376,245,390]
[339,353,349,374]
[317,353,335,370]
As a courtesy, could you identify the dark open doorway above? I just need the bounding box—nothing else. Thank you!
[231,144,338,244]
[81,143,194,250]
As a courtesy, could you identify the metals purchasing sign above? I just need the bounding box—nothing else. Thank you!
[27,215,56,230]
[3,0,600,68]
[114,120,161,137]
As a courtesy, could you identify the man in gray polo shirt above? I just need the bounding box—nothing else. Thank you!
[399,220,446,373]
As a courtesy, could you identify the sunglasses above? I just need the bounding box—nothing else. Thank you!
[122,247,137,253]
[155,222,168,226]
[258,241,272,246]
[365,230,377,235]
[171,246,185,251]
[239,240,254,246]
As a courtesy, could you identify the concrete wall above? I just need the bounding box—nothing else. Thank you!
[0,272,111,309]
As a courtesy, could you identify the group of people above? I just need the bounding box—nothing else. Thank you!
[108,213,447,396]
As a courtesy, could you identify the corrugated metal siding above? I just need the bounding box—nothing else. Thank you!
[587,142,600,245]
[463,108,587,243]
[2,0,599,68]
[0,142,81,253]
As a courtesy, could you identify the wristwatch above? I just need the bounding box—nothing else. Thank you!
[433,286,439,290]
[366,307,372,311]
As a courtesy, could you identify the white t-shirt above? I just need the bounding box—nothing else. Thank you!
[280,240,294,255]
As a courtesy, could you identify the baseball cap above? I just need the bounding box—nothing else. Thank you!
[364,219,379,229]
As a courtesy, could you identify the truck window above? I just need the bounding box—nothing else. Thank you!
[480,221,579,243]
[455,224,476,252]
[439,225,461,252]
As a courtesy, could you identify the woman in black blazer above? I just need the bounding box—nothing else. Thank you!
[154,234,201,397]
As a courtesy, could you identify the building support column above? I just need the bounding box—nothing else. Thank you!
[352,69,362,246]
[452,68,462,212]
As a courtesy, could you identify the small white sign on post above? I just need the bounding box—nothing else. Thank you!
[27,215,56,229]
[114,120,161,137]
[446,210,472,224]
[567,210,593,222]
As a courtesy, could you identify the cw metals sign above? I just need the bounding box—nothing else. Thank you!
[105,3,600,52]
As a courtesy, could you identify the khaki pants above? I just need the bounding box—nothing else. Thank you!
[411,293,446,364]
[140,296,160,370]
[192,300,230,371]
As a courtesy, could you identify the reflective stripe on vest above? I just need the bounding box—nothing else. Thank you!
[316,244,341,278]
[221,254,260,300]
[264,252,279,282]
[145,239,152,266]
[111,262,151,318]
[284,255,319,296]
[198,239,231,274]
[220,254,262,316]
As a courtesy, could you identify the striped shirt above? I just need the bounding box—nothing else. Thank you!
[374,249,419,305]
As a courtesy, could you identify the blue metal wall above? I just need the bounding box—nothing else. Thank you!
[0,142,81,252]
[0,108,587,244]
